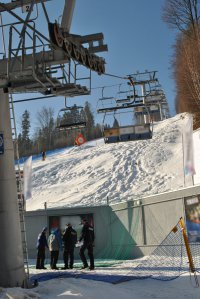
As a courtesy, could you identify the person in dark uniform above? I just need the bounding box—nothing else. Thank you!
[36,227,48,269]
[62,223,77,269]
[42,151,46,161]
[79,218,95,270]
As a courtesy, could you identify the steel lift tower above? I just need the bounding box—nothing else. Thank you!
[0,0,107,287]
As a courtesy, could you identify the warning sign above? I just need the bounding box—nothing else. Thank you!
[75,134,86,146]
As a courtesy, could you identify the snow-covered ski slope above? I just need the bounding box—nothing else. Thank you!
[27,113,198,211]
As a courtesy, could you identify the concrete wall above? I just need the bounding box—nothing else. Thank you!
[25,185,200,260]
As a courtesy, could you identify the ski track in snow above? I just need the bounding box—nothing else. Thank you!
[27,114,185,211]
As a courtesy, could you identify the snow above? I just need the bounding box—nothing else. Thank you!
[1,261,200,298]
[0,276,197,299]
[26,113,192,211]
[2,113,200,298]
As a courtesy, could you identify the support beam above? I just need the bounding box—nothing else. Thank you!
[0,0,51,13]
[0,2,51,44]
[0,49,70,78]
[0,88,26,287]
[61,0,76,33]
[97,103,144,113]
[88,44,108,54]
[78,33,104,44]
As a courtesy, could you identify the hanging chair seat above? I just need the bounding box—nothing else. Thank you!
[56,105,87,131]
[103,124,152,144]
[56,121,86,130]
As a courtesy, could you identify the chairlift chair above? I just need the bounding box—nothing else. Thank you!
[56,104,87,130]
[99,103,153,144]
[103,122,153,144]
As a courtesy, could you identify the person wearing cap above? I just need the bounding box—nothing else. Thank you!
[79,219,95,270]
[62,223,77,269]
[36,227,48,269]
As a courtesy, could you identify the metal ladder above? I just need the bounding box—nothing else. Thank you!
[9,93,30,279]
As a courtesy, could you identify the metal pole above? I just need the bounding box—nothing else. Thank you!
[141,205,147,245]
[181,132,186,187]
[0,13,6,58]
[106,196,109,205]
[61,0,76,33]
[141,83,147,124]
[9,0,36,73]
[0,88,26,287]
[179,218,196,275]
[159,103,163,121]
[44,202,48,227]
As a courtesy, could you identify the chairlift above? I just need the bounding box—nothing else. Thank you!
[134,104,159,115]
[97,82,156,143]
[98,101,153,144]
[115,84,133,104]
[103,122,153,144]
[56,102,86,130]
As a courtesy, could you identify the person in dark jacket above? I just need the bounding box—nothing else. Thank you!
[79,218,95,270]
[62,223,77,269]
[36,227,48,269]
[42,151,46,161]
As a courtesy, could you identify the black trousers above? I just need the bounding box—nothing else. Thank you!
[50,250,59,269]
[79,243,94,268]
[63,247,74,268]
[36,247,46,269]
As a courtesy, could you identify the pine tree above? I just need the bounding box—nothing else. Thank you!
[113,117,120,128]
[18,110,31,156]
[84,101,95,140]
[22,110,30,141]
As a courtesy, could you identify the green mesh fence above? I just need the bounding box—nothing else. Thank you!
[96,205,142,260]
[115,220,200,283]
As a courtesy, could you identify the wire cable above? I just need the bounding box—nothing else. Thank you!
[103,72,127,80]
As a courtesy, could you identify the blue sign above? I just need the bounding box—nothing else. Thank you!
[185,196,200,243]
[0,134,4,155]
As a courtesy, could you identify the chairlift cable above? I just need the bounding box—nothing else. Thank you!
[91,82,127,90]
[103,72,127,80]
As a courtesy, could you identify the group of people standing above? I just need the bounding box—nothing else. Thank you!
[36,219,95,271]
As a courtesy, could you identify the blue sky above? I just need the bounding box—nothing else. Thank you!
[4,0,177,133]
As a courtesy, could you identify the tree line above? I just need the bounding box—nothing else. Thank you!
[17,101,103,158]
[163,0,200,129]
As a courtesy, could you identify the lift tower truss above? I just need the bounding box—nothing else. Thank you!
[0,0,108,96]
